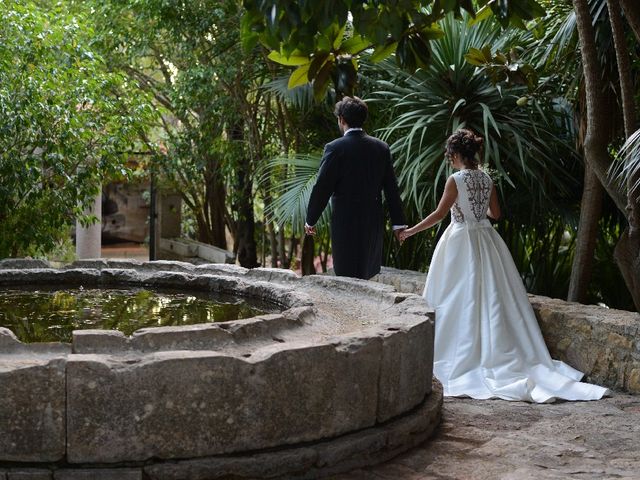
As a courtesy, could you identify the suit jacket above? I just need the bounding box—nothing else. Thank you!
[306,130,406,279]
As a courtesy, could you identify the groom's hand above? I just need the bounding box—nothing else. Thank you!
[394,228,406,244]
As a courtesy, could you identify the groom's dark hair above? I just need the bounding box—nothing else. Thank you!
[334,96,368,128]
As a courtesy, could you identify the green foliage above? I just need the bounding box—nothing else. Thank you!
[498,216,575,297]
[611,128,640,195]
[242,0,547,98]
[371,11,594,295]
[589,216,635,310]
[0,0,152,258]
[260,153,331,234]
[371,14,578,218]
[464,45,538,90]
[86,0,260,248]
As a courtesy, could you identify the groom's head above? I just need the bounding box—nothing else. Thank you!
[334,96,368,131]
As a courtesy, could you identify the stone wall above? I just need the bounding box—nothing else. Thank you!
[530,296,640,393]
[373,267,640,394]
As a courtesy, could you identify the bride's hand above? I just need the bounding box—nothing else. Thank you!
[398,228,414,243]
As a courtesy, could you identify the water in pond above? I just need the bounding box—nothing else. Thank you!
[0,287,275,343]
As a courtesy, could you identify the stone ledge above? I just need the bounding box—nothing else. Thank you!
[530,295,640,393]
[143,379,442,480]
[54,469,141,480]
[65,335,382,462]
[0,259,51,269]
[7,469,52,480]
[0,358,66,462]
[0,382,441,480]
[71,308,315,354]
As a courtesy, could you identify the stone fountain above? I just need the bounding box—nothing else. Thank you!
[0,259,441,480]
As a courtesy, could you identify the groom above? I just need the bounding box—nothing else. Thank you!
[305,96,406,280]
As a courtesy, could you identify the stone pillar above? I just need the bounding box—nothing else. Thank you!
[75,190,102,259]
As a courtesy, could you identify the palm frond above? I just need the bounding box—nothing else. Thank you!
[262,75,315,111]
[258,153,330,234]
[610,128,640,195]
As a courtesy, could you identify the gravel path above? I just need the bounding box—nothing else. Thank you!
[330,392,640,480]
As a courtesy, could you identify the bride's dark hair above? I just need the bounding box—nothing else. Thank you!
[445,129,483,169]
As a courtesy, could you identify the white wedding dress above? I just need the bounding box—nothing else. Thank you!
[424,169,609,403]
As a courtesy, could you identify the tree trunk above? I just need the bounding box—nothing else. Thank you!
[569,0,613,303]
[571,0,636,307]
[278,228,287,269]
[609,0,637,138]
[229,123,259,269]
[287,234,298,269]
[199,170,227,249]
[609,0,640,310]
[620,0,640,42]
[573,0,627,212]
[234,164,259,268]
[568,166,603,302]
[301,235,316,275]
[268,221,278,267]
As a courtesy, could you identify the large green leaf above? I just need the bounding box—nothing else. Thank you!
[370,41,398,63]
[288,63,310,88]
[267,50,311,66]
[341,35,371,55]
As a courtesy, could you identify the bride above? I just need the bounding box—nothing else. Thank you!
[399,129,609,403]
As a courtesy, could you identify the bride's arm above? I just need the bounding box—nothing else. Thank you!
[487,185,501,220]
[400,177,458,240]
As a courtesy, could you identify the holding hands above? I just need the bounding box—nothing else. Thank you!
[398,227,416,244]
[304,223,316,236]
[397,227,418,245]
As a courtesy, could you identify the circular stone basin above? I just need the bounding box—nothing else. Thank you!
[0,287,276,343]
[0,259,441,479]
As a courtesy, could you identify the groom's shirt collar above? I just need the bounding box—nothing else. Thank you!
[343,127,363,136]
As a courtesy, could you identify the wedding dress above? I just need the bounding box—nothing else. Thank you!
[424,169,609,403]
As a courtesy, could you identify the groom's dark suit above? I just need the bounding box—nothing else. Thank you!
[306,130,406,279]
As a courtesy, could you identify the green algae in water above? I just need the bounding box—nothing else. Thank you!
[0,287,275,343]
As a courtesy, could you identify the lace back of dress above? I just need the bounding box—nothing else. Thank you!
[451,170,492,223]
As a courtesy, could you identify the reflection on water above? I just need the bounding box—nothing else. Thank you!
[0,287,273,343]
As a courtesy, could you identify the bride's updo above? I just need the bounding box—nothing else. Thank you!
[446,129,484,169]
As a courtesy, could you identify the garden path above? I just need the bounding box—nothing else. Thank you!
[331,393,640,480]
